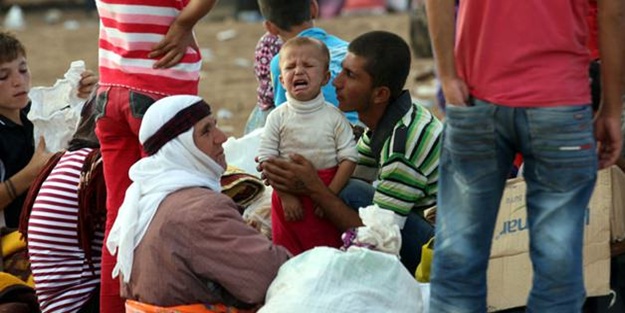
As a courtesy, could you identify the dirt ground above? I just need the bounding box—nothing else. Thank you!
[11,7,437,138]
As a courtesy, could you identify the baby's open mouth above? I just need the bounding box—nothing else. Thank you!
[293,79,308,90]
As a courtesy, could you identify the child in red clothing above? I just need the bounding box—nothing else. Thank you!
[257,37,358,255]
[95,0,218,311]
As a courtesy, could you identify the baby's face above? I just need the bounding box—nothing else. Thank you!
[0,55,31,115]
[279,44,330,102]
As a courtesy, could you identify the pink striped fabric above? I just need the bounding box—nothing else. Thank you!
[96,0,201,96]
[27,148,103,313]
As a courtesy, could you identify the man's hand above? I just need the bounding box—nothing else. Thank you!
[594,113,623,169]
[77,70,98,99]
[260,154,324,195]
[149,22,197,69]
[440,76,470,106]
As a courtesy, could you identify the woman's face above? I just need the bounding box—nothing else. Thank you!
[193,115,227,169]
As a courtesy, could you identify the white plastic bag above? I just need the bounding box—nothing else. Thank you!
[259,205,424,313]
[355,204,403,255]
[223,127,264,177]
[27,60,86,152]
[258,246,424,313]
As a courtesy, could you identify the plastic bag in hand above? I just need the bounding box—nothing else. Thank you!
[27,60,86,153]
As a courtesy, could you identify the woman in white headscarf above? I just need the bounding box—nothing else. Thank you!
[106,95,290,312]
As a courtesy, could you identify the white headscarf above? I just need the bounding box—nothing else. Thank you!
[106,95,225,283]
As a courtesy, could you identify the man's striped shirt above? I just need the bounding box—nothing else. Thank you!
[355,96,442,218]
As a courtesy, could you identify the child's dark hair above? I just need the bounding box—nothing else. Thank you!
[257,0,311,32]
[281,37,330,70]
[0,31,26,64]
[348,31,411,101]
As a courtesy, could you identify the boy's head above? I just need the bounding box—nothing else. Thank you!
[279,37,330,102]
[348,31,411,101]
[258,0,315,34]
[0,32,26,64]
[0,31,30,118]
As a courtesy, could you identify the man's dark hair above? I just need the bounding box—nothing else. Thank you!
[257,0,311,32]
[348,31,411,100]
[0,31,26,64]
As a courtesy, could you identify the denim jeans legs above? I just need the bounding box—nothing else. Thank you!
[339,178,435,274]
[430,100,597,313]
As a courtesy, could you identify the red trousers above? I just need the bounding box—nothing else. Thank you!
[271,167,342,255]
[95,86,165,313]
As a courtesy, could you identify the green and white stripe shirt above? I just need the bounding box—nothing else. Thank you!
[354,93,442,222]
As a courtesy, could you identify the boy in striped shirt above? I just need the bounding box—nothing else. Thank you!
[95,1,217,312]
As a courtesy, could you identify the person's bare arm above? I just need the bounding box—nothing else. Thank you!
[328,160,356,195]
[314,159,356,218]
[149,0,218,68]
[425,0,469,106]
[262,154,362,231]
[0,138,52,210]
[595,0,624,169]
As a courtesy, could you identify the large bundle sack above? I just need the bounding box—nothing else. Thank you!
[259,205,424,313]
[259,247,424,313]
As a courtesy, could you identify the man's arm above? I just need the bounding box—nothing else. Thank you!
[261,154,363,231]
[595,0,624,168]
[149,0,218,68]
[425,0,469,105]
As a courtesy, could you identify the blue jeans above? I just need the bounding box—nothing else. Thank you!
[340,178,435,274]
[430,100,597,313]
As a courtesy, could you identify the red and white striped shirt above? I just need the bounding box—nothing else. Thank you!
[97,0,201,96]
[27,148,104,313]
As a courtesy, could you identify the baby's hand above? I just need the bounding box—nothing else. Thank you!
[281,193,303,222]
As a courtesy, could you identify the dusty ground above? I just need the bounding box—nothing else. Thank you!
[10,7,437,138]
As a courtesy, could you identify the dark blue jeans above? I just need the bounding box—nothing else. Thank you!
[430,100,597,313]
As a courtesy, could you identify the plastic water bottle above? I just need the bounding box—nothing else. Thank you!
[4,5,25,30]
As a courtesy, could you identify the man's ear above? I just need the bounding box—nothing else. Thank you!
[310,0,319,19]
[264,20,280,36]
[372,86,391,105]
[321,70,331,86]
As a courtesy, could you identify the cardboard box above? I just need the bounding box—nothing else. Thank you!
[607,166,625,242]
[486,166,625,312]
